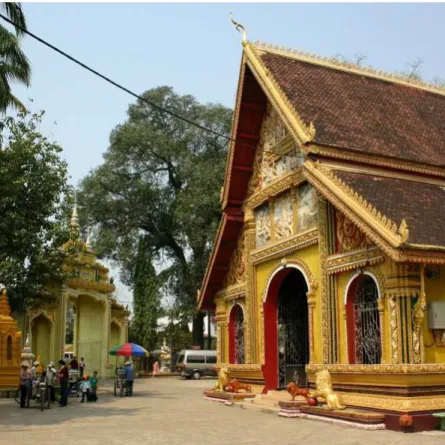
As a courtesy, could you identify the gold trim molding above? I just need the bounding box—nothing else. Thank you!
[214,283,247,301]
[217,363,263,372]
[306,363,445,374]
[250,228,318,265]
[246,169,305,209]
[66,278,115,294]
[326,248,385,275]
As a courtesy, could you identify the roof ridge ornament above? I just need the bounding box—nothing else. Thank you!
[230,13,248,45]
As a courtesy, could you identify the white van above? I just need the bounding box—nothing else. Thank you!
[176,349,217,380]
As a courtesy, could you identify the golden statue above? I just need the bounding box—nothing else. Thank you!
[214,367,230,392]
[309,369,346,410]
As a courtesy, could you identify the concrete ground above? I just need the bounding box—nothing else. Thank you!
[0,377,444,445]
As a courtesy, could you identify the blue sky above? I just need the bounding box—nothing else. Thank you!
[10,2,445,305]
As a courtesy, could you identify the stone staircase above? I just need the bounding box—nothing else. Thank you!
[236,390,292,415]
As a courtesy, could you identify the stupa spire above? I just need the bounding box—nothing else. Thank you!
[0,288,11,318]
[85,231,93,250]
[70,194,80,234]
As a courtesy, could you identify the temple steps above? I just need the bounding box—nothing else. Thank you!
[237,398,280,415]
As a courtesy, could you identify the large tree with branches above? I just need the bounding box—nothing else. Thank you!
[79,86,232,347]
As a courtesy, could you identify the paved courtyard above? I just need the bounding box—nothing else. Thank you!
[0,377,444,444]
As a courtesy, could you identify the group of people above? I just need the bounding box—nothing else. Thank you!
[19,355,98,408]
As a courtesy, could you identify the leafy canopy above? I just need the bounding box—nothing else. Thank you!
[0,109,71,310]
[79,86,232,344]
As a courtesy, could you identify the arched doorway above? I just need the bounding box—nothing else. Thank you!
[263,266,310,390]
[32,314,52,366]
[229,304,245,364]
[346,274,381,365]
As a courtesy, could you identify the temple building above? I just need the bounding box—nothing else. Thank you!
[24,203,130,377]
[198,29,445,429]
[0,289,21,388]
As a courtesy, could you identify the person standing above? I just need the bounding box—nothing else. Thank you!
[153,361,160,377]
[45,362,57,403]
[19,362,30,408]
[70,356,79,370]
[124,361,134,397]
[79,357,85,378]
[58,360,69,407]
[79,376,91,403]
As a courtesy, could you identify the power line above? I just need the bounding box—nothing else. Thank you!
[0,13,285,155]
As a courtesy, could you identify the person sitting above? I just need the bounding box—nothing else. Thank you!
[79,375,91,403]
[70,356,79,370]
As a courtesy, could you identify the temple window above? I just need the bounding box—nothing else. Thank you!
[346,274,381,365]
[229,304,245,364]
[6,335,12,360]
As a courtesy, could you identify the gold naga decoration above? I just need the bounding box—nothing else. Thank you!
[230,13,248,45]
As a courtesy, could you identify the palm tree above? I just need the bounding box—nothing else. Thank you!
[0,3,30,112]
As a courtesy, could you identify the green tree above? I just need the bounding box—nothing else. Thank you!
[129,237,160,352]
[79,86,232,347]
[0,3,31,112]
[0,109,71,310]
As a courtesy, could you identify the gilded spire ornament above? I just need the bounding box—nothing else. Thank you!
[85,231,93,251]
[70,194,80,234]
[230,13,248,45]
[0,288,11,318]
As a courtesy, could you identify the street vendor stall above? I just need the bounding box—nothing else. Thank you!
[109,343,148,396]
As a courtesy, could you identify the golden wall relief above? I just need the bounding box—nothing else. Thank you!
[255,204,271,248]
[274,191,293,240]
[297,183,318,232]
[335,211,370,253]
[247,104,303,198]
[223,233,247,287]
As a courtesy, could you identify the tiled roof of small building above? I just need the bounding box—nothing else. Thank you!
[261,52,445,167]
[335,170,445,247]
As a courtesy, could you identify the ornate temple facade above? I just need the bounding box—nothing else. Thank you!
[198,35,445,427]
[24,204,129,377]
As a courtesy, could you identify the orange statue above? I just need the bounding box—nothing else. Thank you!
[227,378,252,393]
[286,381,310,401]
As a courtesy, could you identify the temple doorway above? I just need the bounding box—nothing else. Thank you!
[263,266,310,390]
[32,314,52,366]
[277,270,309,388]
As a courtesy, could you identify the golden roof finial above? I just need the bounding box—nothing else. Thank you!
[0,288,11,318]
[398,219,409,244]
[85,231,93,250]
[230,13,248,45]
[70,193,80,233]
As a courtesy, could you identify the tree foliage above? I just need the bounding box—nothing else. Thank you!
[0,2,31,112]
[79,86,232,346]
[129,237,160,352]
[0,109,71,310]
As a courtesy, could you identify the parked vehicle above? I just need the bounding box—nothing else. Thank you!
[176,350,217,380]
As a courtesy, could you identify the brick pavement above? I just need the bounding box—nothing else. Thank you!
[0,377,443,445]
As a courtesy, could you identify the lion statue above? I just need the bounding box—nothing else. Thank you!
[228,379,252,393]
[308,369,346,410]
[286,381,309,401]
[214,367,230,392]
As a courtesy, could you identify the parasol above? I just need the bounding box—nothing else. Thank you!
[109,343,149,357]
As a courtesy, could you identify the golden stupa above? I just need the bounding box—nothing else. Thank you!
[0,289,22,388]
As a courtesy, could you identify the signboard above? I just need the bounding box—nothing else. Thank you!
[191,345,201,350]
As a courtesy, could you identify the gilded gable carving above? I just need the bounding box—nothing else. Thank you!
[274,191,293,240]
[336,211,371,253]
[255,204,271,248]
[223,233,247,287]
[247,103,303,197]
[297,183,318,231]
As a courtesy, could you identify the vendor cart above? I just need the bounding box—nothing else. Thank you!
[114,368,126,397]
[68,369,81,397]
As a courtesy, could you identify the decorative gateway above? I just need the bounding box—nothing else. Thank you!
[199,16,445,432]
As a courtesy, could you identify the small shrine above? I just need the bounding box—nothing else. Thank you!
[0,289,22,388]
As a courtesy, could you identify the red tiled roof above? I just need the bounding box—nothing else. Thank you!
[334,170,445,246]
[261,53,445,167]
